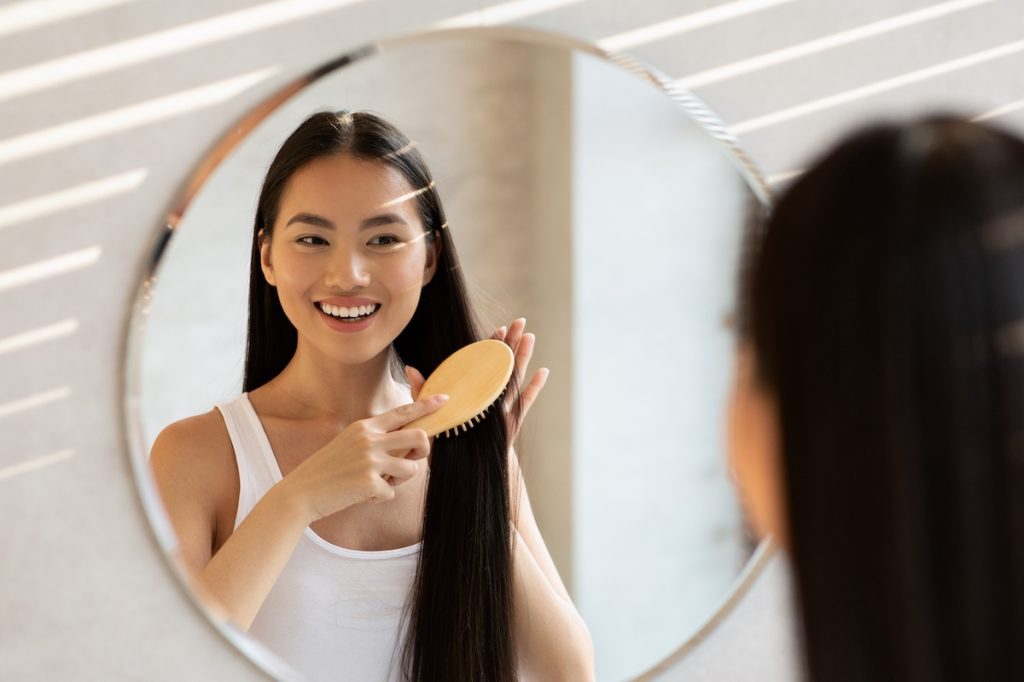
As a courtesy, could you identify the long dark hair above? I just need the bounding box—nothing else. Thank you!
[243,110,519,681]
[739,116,1024,681]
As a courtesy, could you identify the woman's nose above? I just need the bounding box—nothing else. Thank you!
[324,247,371,289]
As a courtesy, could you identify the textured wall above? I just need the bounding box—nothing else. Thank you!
[3,0,1022,680]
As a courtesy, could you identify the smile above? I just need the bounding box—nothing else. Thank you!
[315,302,381,321]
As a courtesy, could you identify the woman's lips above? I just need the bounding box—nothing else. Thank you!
[315,302,380,333]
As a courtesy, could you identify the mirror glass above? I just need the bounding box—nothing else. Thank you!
[128,27,769,681]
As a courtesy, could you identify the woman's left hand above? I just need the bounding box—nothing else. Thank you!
[404,318,548,444]
[491,317,549,443]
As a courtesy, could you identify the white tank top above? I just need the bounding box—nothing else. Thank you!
[214,392,421,682]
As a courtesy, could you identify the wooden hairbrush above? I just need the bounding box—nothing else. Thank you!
[402,339,514,438]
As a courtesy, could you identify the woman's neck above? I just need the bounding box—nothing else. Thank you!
[262,343,409,427]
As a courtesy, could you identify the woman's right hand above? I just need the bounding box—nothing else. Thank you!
[280,394,449,524]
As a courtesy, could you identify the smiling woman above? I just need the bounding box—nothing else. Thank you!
[258,154,439,360]
[130,27,768,682]
[148,110,593,681]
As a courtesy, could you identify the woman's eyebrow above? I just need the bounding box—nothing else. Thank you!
[360,213,408,230]
[285,212,333,229]
[282,212,407,230]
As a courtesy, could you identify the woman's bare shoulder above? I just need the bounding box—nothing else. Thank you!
[149,407,240,563]
[150,408,236,480]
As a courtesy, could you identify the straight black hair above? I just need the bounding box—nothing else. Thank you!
[740,116,1024,681]
[243,110,519,681]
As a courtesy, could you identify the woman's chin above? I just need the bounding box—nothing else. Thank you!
[326,345,393,367]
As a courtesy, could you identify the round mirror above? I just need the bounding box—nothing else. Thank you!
[124,26,770,682]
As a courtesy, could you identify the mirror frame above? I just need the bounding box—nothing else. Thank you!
[121,25,774,681]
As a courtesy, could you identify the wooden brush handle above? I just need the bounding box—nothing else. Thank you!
[402,340,514,437]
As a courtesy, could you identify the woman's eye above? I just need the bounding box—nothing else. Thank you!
[368,235,400,246]
[297,236,327,246]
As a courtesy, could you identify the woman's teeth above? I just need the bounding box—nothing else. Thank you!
[318,302,380,319]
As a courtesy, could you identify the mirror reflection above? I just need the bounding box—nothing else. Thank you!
[134,29,765,681]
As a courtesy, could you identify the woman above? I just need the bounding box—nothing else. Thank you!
[150,110,594,681]
[728,115,1024,681]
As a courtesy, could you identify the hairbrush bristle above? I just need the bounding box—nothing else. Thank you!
[430,383,518,440]
[439,398,498,439]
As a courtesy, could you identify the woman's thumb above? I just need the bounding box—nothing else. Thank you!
[405,365,426,399]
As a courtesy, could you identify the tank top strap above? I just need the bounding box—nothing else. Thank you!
[213,392,282,531]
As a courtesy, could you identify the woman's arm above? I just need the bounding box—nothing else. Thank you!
[150,396,438,631]
[149,414,310,631]
[509,446,595,681]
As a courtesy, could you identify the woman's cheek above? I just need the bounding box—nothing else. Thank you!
[272,253,309,289]
[391,253,431,303]
[268,258,315,323]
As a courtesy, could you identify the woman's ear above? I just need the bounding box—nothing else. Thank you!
[258,228,276,287]
[422,233,442,286]
[727,343,788,549]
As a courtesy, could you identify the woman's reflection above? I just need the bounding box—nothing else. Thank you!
[149,111,593,682]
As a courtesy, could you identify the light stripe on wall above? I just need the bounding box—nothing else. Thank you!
[0,247,102,293]
[0,449,75,482]
[0,0,142,38]
[975,97,1024,121]
[0,387,72,419]
[675,0,998,90]
[597,0,798,53]
[732,39,1024,135]
[0,170,148,230]
[0,69,278,166]
[0,0,365,102]
[0,320,79,356]
[433,0,588,29]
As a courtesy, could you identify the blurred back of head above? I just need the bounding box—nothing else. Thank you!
[740,116,1024,681]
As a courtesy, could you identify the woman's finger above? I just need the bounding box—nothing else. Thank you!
[380,456,420,485]
[381,429,432,461]
[367,481,397,503]
[405,365,426,400]
[503,331,535,416]
[505,318,526,354]
[491,325,508,342]
[514,332,535,386]
[518,367,549,422]
[379,430,430,486]
[369,395,448,432]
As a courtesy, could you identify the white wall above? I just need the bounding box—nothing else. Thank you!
[3,1,1023,680]
[571,51,749,680]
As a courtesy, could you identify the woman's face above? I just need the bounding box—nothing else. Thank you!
[726,343,788,548]
[259,154,438,366]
